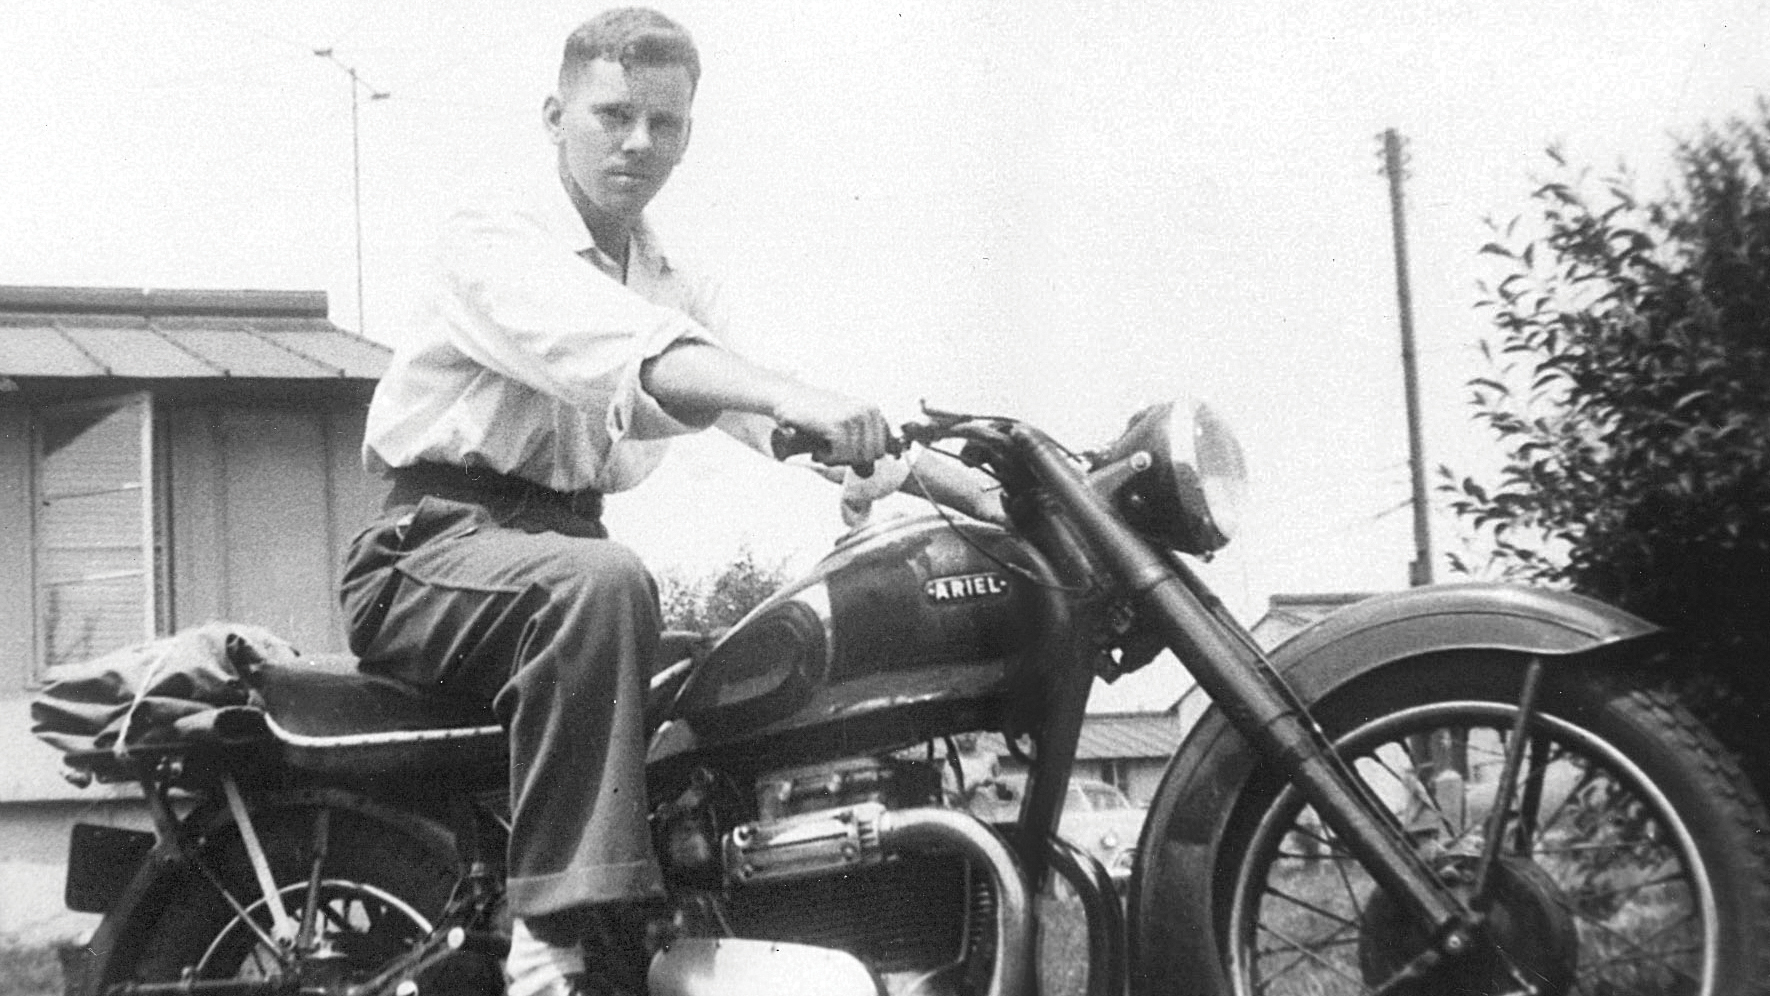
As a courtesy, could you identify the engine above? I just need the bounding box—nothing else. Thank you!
[654,754,1009,996]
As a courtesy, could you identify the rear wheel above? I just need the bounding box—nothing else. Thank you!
[1134,653,1770,996]
[92,793,495,995]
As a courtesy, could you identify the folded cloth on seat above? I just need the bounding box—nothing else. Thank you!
[30,622,301,762]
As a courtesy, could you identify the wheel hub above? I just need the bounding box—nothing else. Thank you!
[1358,855,1579,995]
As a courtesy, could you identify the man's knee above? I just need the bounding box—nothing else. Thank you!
[532,540,657,615]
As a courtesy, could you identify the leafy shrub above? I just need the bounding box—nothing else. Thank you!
[1448,100,1770,763]
[657,546,789,633]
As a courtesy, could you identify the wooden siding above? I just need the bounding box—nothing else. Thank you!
[0,405,32,692]
[167,401,380,655]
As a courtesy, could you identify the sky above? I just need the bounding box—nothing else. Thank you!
[4,0,1766,709]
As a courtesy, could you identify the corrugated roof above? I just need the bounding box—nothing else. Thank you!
[978,712,1190,762]
[0,286,389,380]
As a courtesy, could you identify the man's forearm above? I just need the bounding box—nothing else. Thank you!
[640,340,794,425]
[640,340,891,467]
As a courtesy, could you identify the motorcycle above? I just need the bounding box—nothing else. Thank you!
[43,399,1770,996]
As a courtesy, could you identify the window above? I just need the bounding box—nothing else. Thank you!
[31,394,166,675]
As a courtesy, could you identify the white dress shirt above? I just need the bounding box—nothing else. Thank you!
[362,173,777,494]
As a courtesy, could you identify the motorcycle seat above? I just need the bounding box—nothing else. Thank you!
[249,655,496,737]
[243,655,506,779]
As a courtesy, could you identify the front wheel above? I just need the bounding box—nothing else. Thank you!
[1132,652,1770,996]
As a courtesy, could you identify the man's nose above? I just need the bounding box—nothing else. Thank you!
[622,120,654,153]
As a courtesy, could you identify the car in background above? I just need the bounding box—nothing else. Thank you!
[966,775,1148,891]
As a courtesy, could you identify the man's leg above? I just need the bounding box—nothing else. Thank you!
[341,498,664,990]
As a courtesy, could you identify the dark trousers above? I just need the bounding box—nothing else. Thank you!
[339,475,666,922]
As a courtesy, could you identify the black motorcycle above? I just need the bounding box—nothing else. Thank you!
[46,400,1770,995]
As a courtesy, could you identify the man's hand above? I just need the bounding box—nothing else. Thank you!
[770,384,892,468]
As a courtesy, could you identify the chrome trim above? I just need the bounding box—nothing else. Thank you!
[259,713,503,750]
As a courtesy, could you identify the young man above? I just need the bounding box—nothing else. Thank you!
[340,9,995,996]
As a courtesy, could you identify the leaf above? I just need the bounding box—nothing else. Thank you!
[1479,242,1515,258]
[1673,390,1713,412]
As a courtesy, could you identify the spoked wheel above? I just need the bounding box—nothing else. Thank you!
[188,878,435,985]
[1237,700,1714,994]
[91,794,496,996]
[1134,652,1770,996]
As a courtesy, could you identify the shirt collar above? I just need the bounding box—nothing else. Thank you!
[535,173,673,277]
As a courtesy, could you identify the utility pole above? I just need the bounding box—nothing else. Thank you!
[314,49,389,335]
[1379,128,1434,587]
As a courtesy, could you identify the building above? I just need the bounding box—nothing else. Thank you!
[980,592,1378,807]
[0,285,388,942]
[1248,592,1376,649]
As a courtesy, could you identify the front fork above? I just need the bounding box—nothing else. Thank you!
[1011,427,1518,986]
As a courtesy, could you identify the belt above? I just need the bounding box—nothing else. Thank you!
[386,462,605,521]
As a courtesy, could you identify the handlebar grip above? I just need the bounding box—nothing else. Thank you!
[770,426,827,462]
[771,427,890,478]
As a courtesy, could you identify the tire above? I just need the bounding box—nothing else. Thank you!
[92,791,495,996]
[1131,651,1770,996]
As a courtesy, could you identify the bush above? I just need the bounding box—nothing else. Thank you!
[657,546,789,633]
[1448,101,1770,763]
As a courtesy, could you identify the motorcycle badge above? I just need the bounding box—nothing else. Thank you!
[923,571,1009,603]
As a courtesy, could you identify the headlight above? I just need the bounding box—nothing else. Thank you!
[1098,399,1248,556]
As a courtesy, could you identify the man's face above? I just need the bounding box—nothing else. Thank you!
[544,58,694,228]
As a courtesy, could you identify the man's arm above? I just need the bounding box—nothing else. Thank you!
[640,340,891,467]
[644,341,1002,524]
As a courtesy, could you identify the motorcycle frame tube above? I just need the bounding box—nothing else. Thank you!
[1007,424,1465,935]
[1005,494,1097,888]
[1045,837,1127,996]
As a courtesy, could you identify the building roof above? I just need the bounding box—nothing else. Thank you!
[979,711,1191,762]
[1249,592,1379,649]
[0,286,389,380]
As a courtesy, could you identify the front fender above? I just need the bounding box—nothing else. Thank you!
[1126,583,1660,995]
[1265,581,1660,701]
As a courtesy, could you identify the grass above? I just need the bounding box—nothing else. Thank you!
[1035,881,1095,996]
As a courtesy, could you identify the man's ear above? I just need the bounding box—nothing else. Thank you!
[542,92,565,145]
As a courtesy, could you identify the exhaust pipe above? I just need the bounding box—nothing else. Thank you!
[877,807,1034,996]
[664,804,1034,996]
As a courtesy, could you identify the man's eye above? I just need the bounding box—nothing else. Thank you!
[595,108,634,129]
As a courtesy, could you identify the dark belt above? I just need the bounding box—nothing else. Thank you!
[386,461,605,522]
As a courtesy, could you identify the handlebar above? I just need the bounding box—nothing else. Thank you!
[769,405,1007,468]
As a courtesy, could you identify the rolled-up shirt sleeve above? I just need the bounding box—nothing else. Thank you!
[435,201,711,442]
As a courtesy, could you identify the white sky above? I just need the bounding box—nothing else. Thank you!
[4,1,1766,708]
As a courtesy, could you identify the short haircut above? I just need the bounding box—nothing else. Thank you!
[560,8,701,92]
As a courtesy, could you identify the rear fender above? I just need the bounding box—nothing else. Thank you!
[1126,582,1660,995]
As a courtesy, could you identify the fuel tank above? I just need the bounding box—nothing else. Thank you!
[649,512,1056,773]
